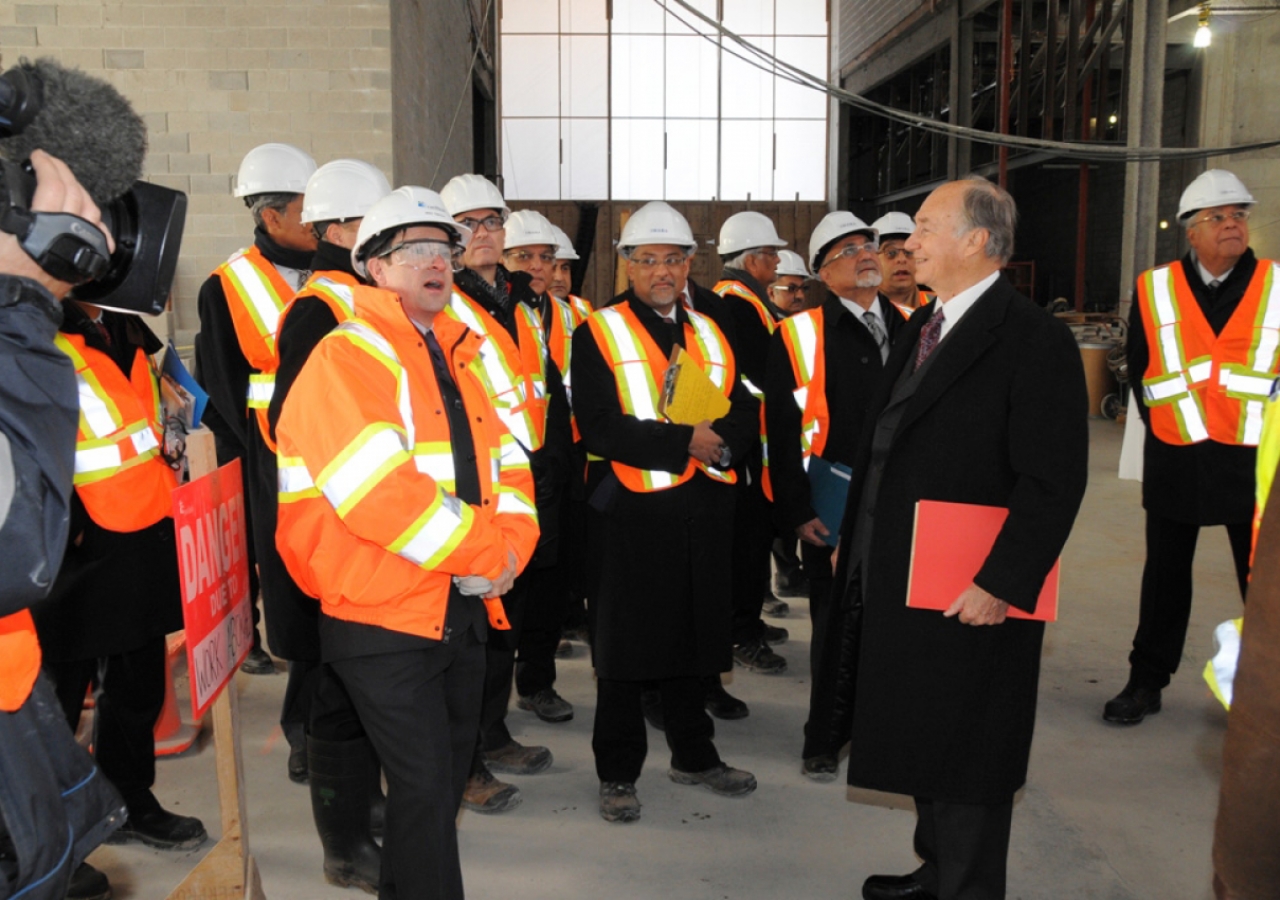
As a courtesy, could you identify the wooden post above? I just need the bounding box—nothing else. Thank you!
[165,428,266,900]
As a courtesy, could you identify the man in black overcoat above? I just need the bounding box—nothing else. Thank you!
[833,178,1089,900]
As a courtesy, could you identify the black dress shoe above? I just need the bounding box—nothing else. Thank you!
[66,862,112,900]
[704,677,749,720]
[106,806,207,851]
[862,873,937,900]
[1103,681,1162,725]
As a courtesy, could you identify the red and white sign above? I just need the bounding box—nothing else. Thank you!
[172,459,253,719]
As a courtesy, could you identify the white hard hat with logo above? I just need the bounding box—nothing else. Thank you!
[870,211,916,242]
[552,224,579,261]
[1177,169,1256,222]
[233,143,317,198]
[301,159,392,224]
[774,249,811,279]
[808,211,877,271]
[619,202,697,257]
[351,186,472,278]
[717,211,787,256]
[440,173,510,219]
[504,210,560,250]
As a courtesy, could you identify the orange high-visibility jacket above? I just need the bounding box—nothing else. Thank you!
[585,301,737,492]
[448,287,550,453]
[215,245,297,447]
[0,611,40,712]
[54,332,176,533]
[1138,260,1280,447]
[275,285,539,641]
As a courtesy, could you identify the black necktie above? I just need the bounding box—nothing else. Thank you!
[425,330,455,388]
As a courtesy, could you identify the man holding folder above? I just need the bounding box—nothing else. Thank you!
[833,178,1088,900]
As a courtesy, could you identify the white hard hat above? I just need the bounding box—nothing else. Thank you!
[351,186,472,279]
[233,143,317,198]
[717,211,787,256]
[551,224,579,261]
[774,249,811,279]
[1177,169,1256,221]
[440,173,510,219]
[619,201,697,257]
[503,210,559,251]
[301,159,392,224]
[809,211,877,271]
[870,211,915,242]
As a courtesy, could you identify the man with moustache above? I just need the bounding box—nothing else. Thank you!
[837,177,1087,900]
[872,211,931,314]
[1105,169,1278,725]
[573,201,761,823]
[768,250,811,318]
[274,187,538,900]
[764,211,908,780]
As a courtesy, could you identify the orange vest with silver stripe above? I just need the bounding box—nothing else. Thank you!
[712,278,774,492]
[275,286,539,640]
[54,332,175,533]
[279,270,360,335]
[587,302,737,492]
[568,295,593,320]
[773,307,830,483]
[713,279,777,335]
[546,295,587,442]
[448,287,549,452]
[215,245,297,447]
[1138,259,1280,446]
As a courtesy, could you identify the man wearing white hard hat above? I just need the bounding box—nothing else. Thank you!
[764,210,909,781]
[871,211,931,313]
[573,201,761,823]
[1105,169,1276,725]
[259,159,391,892]
[712,212,791,676]
[194,142,317,717]
[548,223,594,317]
[440,174,572,814]
[275,186,537,900]
[769,250,811,316]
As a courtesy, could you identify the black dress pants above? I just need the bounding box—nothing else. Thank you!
[801,541,838,758]
[730,465,774,645]
[593,677,720,783]
[331,633,485,900]
[476,577,529,754]
[281,657,323,749]
[514,563,567,698]
[911,796,1014,900]
[1129,512,1252,688]
[45,636,166,811]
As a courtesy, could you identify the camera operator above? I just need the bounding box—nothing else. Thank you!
[0,149,127,900]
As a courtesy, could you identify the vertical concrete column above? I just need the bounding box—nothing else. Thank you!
[1117,0,1168,317]
[949,6,974,179]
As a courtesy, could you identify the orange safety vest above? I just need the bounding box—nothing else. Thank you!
[54,332,175,532]
[275,285,540,640]
[277,269,360,341]
[568,294,593,320]
[215,245,298,448]
[448,287,549,452]
[1138,260,1280,446]
[712,278,774,493]
[544,295,587,442]
[714,279,777,335]
[0,610,40,712]
[771,307,830,498]
[890,291,932,319]
[586,301,737,492]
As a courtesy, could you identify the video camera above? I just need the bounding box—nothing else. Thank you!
[0,58,186,316]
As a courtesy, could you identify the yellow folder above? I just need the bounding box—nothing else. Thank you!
[658,345,731,425]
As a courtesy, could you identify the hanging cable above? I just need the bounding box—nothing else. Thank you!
[661,0,1280,163]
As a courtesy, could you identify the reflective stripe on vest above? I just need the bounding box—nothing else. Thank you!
[713,279,776,334]
[514,301,550,448]
[447,290,537,451]
[1140,261,1280,446]
[218,246,292,370]
[1203,617,1244,710]
[777,308,828,466]
[592,304,735,491]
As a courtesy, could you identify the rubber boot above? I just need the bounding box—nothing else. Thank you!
[308,737,382,894]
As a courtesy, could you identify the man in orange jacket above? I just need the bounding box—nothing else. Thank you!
[274,187,539,900]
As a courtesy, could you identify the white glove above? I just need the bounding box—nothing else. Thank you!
[453,575,494,597]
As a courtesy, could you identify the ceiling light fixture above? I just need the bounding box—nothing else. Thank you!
[1194,2,1212,48]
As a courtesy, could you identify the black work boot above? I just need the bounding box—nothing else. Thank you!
[308,737,382,893]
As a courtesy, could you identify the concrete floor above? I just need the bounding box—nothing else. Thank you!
[85,419,1243,899]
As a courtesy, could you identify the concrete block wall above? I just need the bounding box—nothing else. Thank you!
[0,0,393,347]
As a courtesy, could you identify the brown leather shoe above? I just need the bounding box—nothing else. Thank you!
[598,781,641,823]
[462,767,522,814]
[482,739,553,775]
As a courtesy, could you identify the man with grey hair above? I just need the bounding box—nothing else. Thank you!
[831,177,1088,900]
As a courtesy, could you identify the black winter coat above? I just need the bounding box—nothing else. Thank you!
[834,277,1089,804]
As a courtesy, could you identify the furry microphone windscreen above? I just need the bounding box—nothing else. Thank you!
[0,57,147,206]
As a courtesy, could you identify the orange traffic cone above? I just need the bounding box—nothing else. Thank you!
[154,631,202,756]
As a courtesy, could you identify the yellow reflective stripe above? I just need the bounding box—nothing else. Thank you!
[448,293,535,448]
[686,309,730,390]
[389,491,473,568]
[1144,266,1210,443]
[226,254,286,351]
[277,457,320,502]
[598,308,661,422]
[247,373,274,408]
[331,320,416,448]
[316,423,411,518]
[516,303,548,400]
[1203,618,1244,709]
[495,488,537,517]
[413,441,456,489]
[305,277,357,318]
[784,314,818,385]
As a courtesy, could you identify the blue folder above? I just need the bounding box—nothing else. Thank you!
[807,456,853,547]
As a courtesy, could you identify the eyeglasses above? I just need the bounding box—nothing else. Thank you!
[752,248,781,259]
[381,239,461,269]
[506,250,557,265]
[458,214,506,233]
[771,284,806,295]
[1190,209,1251,228]
[820,240,879,268]
[880,247,914,261]
[630,255,689,269]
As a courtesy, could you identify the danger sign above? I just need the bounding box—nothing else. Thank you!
[172,458,253,719]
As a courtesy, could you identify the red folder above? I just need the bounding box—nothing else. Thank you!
[905,500,1059,622]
